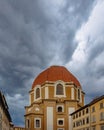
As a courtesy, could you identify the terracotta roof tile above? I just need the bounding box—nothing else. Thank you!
[32,66,81,89]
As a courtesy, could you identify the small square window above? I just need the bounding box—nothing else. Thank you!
[59,120,63,125]
[83,119,85,125]
[57,118,64,126]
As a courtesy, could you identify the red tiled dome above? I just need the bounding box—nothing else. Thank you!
[32,66,81,89]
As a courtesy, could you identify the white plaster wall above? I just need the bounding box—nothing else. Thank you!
[47,107,53,130]
[45,87,48,99]
[68,107,75,130]
[71,88,74,100]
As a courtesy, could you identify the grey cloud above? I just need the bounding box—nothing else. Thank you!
[6,93,27,126]
[57,0,96,63]
[0,0,97,126]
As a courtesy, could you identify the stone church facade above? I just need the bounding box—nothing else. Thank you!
[25,66,85,130]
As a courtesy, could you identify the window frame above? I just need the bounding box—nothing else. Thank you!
[34,85,41,101]
[91,126,96,130]
[57,118,64,126]
[34,118,41,128]
[100,125,104,130]
[36,88,40,99]
[91,115,96,123]
[100,102,104,109]
[57,105,64,113]
[54,81,66,97]
[92,106,95,112]
[56,84,64,95]
[26,119,30,128]
[100,112,104,120]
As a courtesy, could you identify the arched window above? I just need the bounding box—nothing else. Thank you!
[57,106,62,112]
[36,88,40,99]
[56,84,63,95]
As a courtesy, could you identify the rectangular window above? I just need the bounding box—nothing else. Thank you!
[35,118,41,128]
[76,113,78,118]
[73,115,75,119]
[0,122,2,130]
[86,108,89,113]
[78,89,80,100]
[100,102,104,109]
[101,125,104,130]
[100,112,104,120]
[73,122,75,127]
[86,117,89,124]
[26,119,30,128]
[83,110,85,115]
[92,126,96,130]
[92,106,95,112]
[79,111,81,117]
[91,115,96,123]
[83,119,85,125]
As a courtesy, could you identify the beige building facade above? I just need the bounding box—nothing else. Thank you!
[71,95,104,130]
[0,91,13,130]
[25,66,85,130]
[13,126,25,130]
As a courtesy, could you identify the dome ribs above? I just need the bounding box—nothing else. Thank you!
[32,66,81,89]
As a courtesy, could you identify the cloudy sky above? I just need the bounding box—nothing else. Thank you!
[0,0,104,127]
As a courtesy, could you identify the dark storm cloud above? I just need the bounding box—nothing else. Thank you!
[57,0,96,63]
[0,0,97,126]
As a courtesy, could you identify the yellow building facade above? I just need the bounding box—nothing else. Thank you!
[25,66,85,130]
[90,95,104,130]
[71,95,104,130]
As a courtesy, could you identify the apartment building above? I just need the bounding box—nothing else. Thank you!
[71,95,104,130]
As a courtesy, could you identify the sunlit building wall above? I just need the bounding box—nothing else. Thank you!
[25,66,85,130]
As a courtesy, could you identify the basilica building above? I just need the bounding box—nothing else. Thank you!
[25,65,85,130]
